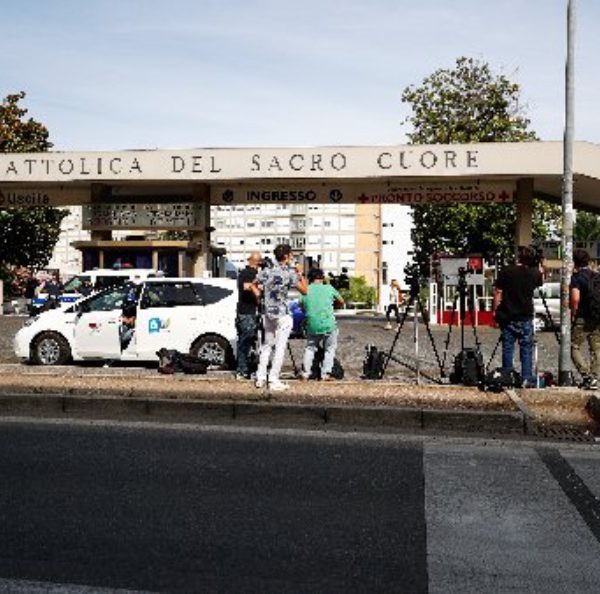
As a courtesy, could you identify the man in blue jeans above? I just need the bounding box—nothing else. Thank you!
[235,252,262,380]
[493,246,543,387]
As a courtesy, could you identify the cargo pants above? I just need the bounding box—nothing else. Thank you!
[571,318,600,379]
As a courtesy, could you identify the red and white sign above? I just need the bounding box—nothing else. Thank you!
[356,183,514,205]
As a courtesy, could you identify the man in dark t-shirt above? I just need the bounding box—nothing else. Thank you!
[494,246,543,386]
[235,252,262,380]
[570,248,600,390]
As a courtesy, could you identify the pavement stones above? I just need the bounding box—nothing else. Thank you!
[0,363,594,438]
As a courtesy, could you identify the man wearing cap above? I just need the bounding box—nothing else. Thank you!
[300,268,344,381]
[235,251,262,380]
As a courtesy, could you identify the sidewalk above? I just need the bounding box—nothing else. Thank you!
[0,364,594,438]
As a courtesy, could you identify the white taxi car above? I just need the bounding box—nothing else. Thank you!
[15,277,238,369]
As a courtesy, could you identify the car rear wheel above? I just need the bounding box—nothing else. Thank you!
[191,335,233,370]
[31,332,72,366]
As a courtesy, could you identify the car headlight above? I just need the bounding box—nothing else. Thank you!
[24,316,40,327]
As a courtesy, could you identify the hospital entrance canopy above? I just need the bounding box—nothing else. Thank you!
[1,140,600,249]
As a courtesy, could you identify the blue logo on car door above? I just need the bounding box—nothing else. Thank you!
[148,318,161,334]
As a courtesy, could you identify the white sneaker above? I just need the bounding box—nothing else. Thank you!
[255,379,266,389]
[269,381,289,392]
[384,322,392,330]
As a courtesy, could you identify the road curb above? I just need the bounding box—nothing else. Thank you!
[0,392,526,436]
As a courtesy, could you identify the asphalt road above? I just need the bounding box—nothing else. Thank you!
[0,314,564,383]
[0,420,599,593]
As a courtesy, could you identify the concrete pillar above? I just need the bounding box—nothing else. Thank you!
[151,250,159,272]
[515,178,534,248]
[191,185,211,277]
[178,251,186,277]
[90,184,112,241]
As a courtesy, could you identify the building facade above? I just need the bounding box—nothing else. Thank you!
[47,206,90,279]
[211,202,383,289]
[379,204,414,306]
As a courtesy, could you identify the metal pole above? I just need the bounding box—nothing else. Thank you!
[414,307,420,385]
[558,0,576,386]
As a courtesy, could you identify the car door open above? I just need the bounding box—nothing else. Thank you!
[74,287,130,359]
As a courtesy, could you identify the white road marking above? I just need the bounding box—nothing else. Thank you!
[0,577,155,593]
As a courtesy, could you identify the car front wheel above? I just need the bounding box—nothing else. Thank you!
[31,332,72,365]
[191,335,233,370]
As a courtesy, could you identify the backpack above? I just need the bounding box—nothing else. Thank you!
[450,348,484,386]
[308,346,344,380]
[156,348,208,375]
[361,345,386,380]
[587,270,600,323]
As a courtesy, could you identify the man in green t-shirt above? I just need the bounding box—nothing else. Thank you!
[300,269,344,380]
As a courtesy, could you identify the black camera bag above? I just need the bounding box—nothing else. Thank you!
[450,348,484,386]
[362,345,385,380]
[483,367,522,392]
[157,348,208,375]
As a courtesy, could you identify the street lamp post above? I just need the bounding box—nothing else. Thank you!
[558,0,576,386]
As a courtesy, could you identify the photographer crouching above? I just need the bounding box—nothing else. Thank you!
[300,268,344,381]
[493,245,543,388]
[254,244,308,391]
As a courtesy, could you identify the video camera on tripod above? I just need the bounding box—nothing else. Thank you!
[327,268,350,291]
[369,269,445,384]
[445,266,485,386]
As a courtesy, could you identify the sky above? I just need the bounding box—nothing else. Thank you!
[1,0,599,151]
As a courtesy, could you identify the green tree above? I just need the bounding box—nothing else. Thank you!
[402,57,560,275]
[574,211,600,242]
[0,92,52,152]
[0,92,68,292]
[338,276,376,308]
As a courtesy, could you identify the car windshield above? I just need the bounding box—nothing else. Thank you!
[62,275,91,292]
[82,286,131,312]
[95,276,129,290]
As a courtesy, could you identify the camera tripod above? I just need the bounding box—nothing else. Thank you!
[381,275,444,383]
[440,267,483,377]
[537,286,561,346]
